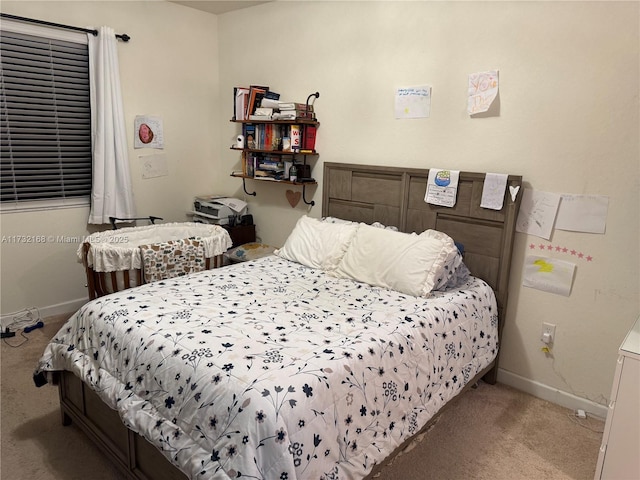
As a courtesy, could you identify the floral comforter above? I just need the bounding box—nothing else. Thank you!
[36,256,498,480]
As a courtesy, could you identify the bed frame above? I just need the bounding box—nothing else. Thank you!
[53,163,522,479]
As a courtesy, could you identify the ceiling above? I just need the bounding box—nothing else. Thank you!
[170,1,271,15]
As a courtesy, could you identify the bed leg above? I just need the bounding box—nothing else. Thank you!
[482,365,498,385]
[61,409,72,426]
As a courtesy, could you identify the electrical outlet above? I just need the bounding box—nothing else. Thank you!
[541,322,556,344]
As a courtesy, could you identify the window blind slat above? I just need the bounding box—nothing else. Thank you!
[1,29,92,204]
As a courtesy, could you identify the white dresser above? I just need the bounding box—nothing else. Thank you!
[595,317,640,480]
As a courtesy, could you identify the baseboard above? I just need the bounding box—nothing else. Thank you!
[1,297,87,327]
[497,368,608,420]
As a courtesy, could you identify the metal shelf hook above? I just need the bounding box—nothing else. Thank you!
[302,185,315,207]
[242,178,257,197]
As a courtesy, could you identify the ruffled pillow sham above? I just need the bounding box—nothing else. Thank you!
[330,224,459,297]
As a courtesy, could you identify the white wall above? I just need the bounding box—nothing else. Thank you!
[0,1,220,314]
[216,1,639,408]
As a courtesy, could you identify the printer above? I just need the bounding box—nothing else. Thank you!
[192,196,247,225]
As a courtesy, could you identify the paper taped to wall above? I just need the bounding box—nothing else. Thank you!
[140,153,168,179]
[515,189,561,240]
[555,194,609,234]
[522,255,576,297]
[468,70,499,115]
[395,85,432,119]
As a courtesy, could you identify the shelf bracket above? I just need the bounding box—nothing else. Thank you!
[302,185,315,207]
[242,178,256,197]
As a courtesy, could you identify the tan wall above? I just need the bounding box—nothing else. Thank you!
[216,1,639,407]
[0,1,220,314]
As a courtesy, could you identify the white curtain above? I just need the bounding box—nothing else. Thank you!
[87,26,136,224]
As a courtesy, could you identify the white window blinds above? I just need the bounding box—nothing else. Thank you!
[0,29,92,205]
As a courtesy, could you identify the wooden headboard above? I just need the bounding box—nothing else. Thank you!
[322,162,522,380]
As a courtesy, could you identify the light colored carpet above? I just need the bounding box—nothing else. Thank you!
[1,313,604,480]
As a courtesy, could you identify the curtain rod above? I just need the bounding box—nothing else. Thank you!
[0,13,130,42]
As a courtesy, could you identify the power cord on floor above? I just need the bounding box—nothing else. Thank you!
[566,411,604,433]
[546,351,608,432]
[1,306,44,347]
[2,330,31,347]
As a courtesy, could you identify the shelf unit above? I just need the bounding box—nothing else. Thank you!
[230,119,319,206]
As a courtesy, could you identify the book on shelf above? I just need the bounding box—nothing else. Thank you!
[272,110,315,120]
[234,87,250,121]
[254,169,284,180]
[264,123,273,151]
[279,102,314,112]
[243,124,256,148]
[257,160,284,171]
[246,86,267,118]
[242,152,256,177]
[303,124,317,151]
[249,114,272,121]
[290,125,301,150]
[260,98,281,109]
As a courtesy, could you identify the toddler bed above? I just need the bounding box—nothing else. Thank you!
[35,163,522,480]
[79,222,232,299]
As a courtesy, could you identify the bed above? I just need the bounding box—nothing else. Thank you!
[34,163,522,480]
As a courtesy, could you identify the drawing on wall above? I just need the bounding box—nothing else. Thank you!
[424,169,460,207]
[522,255,576,297]
[139,153,168,179]
[468,70,499,115]
[555,194,609,234]
[134,115,164,149]
[515,189,561,240]
[395,85,431,119]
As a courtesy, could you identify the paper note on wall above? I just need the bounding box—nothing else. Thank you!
[395,86,431,119]
[515,189,561,240]
[424,169,460,207]
[522,255,576,296]
[134,115,164,149]
[555,194,609,234]
[140,153,168,179]
[468,70,499,115]
[480,173,508,210]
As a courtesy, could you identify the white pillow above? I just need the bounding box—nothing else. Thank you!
[323,216,398,231]
[275,215,359,270]
[420,229,463,290]
[332,224,458,297]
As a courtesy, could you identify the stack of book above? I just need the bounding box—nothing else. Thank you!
[243,153,285,180]
[272,102,315,120]
[234,85,280,121]
[234,86,317,122]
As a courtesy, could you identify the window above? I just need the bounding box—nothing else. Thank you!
[0,23,91,210]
